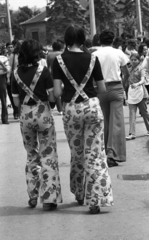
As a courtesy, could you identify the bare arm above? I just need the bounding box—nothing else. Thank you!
[13,97,20,107]
[54,79,63,98]
[0,59,10,73]
[131,68,146,88]
[121,64,129,86]
[96,80,106,94]
[47,89,55,102]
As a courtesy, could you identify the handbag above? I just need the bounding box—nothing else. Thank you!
[127,84,144,104]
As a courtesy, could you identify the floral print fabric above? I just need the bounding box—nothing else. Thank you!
[63,97,113,207]
[20,103,62,204]
[14,66,62,204]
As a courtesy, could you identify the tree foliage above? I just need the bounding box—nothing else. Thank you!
[93,0,116,32]
[0,3,41,41]
[46,0,89,44]
[118,0,149,33]
[141,0,149,31]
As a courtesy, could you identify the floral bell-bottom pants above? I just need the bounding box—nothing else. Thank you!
[63,97,113,208]
[20,102,62,204]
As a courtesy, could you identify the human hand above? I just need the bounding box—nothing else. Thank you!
[131,83,139,89]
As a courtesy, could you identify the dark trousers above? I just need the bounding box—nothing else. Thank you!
[56,97,63,112]
[0,75,8,123]
[145,85,149,95]
[7,83,19,116]
[98,82,126,162]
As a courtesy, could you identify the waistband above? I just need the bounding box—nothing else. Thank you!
[63,97,99,107]
[105,81,122,85]
[106,81,121,85]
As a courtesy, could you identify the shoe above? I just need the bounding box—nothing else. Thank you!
[58,111,63,115]
[2,121,9,124]
[146,132,149,136]
[14,115,19,120]
[126,134,136,140]
[28,198,38,208]
[43,203,57,211]
[107,158,118,168]
[76,197,84,206]
[89,206,100,214]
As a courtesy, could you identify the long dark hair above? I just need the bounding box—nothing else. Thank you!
[18,39,40,71]
[64,24,86,48]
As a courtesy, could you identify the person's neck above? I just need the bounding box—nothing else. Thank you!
[101,44,112,47]
[68,44,83,52]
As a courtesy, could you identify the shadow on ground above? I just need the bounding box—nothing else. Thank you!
[0,202,110,217]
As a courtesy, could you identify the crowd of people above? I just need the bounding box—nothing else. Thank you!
[0,25,149,214]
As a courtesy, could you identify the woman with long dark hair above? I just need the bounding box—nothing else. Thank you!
[53,25,113,214]
[11,39,62,210]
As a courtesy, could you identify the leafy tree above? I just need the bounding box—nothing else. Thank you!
[117,0,149,34]
[11,6,41,39]
[32,6,41,16]
[17,6,33,23]
[122,0,135,17]
[46,0,89,44]
[93,0,116,32]
[141,0,149,31]
[122,16,136,35]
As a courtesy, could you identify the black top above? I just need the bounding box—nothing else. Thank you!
[53,51,103,103]
[11,65,53,105]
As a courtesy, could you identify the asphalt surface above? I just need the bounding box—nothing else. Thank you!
[0,105,149,240]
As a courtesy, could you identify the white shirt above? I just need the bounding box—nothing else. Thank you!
[93,46,129,82]
[0,55,10,75]
[141,56,149,85]
[38,58,47,67]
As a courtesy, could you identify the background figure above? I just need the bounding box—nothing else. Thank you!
[93,29,129,167]
[126,53,149,140]
[47,40,64,115]
[113,37,123,50]
[125,39,138,59]
[88,33,101,53]
[38,44,48,67]
[11,39,62,210]
[7,41,21,119]
[0,52,10,124]
[53,25,113,214]
[138,43,149,97]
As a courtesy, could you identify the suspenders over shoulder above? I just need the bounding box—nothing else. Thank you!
[14,65,44,105]
[56,54,96,103]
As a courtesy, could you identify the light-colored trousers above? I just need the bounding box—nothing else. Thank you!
[63,97,113,208]
[20,102,62,204]
[129,98,149,135]
[98,82,126,162]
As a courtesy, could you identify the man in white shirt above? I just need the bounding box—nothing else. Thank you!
[93,29,129,167]
[0,55,10,124]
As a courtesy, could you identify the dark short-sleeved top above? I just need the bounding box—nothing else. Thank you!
[11,65,53,105]
[53,51,103,103]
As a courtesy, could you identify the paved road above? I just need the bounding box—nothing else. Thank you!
[0,106,149,240]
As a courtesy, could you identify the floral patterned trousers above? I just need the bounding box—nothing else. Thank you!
[63,97,113,208]
[20,102,62,204]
